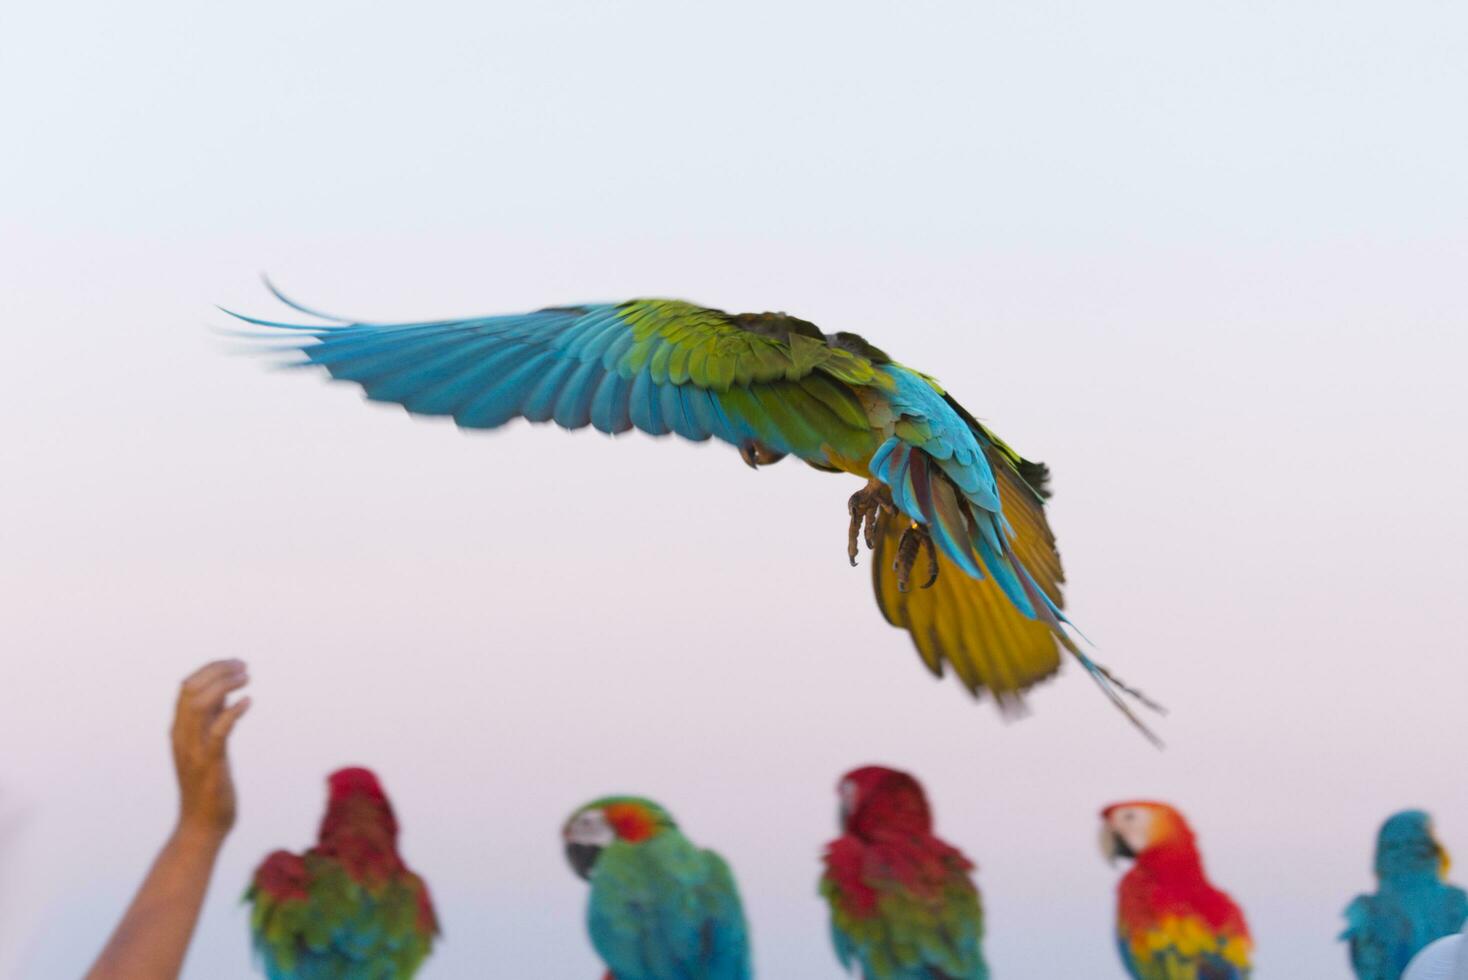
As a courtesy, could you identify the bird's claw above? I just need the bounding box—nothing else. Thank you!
[847,481,894,567]
[739,440,787,469]
[894,523,939,593]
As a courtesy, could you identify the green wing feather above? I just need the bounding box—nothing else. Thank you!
[247,852,436,979]
[821,851,987,980]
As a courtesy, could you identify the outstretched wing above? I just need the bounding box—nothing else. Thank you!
[246,852,436,980]
[233,293,882,468]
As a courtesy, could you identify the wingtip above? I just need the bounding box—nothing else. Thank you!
[259,274,353,323]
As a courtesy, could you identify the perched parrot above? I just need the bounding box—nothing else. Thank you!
[1100,801,1252,980]
[562,796,751,980]
[1342,810,1468,980]
[232,286,1159,736]
[246,767,438,979]
[819,765,988,980]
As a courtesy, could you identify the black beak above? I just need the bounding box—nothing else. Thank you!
[1111,831,1137,860]
[565,842,602,880]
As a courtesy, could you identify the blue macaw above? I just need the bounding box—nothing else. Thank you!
[1342,810,1468,979]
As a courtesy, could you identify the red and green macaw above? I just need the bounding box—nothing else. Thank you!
[562,796,751,980]
[1100,801,1253,979]
[820,766,987,979]
[232,286,1158,734]
[246,767,438,979]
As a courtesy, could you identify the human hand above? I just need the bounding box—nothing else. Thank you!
[170,659,251,840]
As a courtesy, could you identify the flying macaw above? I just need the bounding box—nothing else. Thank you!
[246,767,438,979]
[1342,810,1468,980]
[231,286,1159,735]
[819,765,988,980]
[1100,801,1252,980]
[562,796,751,980]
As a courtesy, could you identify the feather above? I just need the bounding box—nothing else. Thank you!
[455,349,559,428]
[589,371,633,434]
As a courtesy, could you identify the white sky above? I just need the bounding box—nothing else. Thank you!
[2,1,1466,977]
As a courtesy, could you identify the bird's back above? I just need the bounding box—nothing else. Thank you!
[1345,882,1468,979]
[248,850,436,980]
[588,834,751,980]
[1116,867,1251,980]
[821,832,987,980]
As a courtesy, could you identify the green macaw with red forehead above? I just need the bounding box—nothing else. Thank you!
[562,796,751,979]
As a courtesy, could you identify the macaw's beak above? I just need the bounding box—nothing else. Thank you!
[565,842,602,881]
[1100,826,1135,865]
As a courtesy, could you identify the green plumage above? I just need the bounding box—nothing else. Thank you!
[565,797,751,979]
[821,863,985,979]
[247,855,434,979]
[617,301,889,391]
[237,288,1159,729]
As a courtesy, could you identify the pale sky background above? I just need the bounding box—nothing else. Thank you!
[2,1,1466,977]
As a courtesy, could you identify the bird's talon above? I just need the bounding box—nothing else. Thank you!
[845,481,892,568]
[894,521,936,592]
[920,534,939,588]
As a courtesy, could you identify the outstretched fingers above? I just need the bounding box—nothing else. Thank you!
[207,697,252,757]
[175,660,249,738]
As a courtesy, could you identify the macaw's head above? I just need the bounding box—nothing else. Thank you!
[320,766,399,846]
[1099,801,1197,865]
[837,766,933,839]
[561,797,675,881]
[329,767,388,803]
[1376,809,1450,880]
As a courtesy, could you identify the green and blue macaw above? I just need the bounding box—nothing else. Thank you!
[562,796,751,980]
[1342,810,1468,980]
[233,286,1156,732]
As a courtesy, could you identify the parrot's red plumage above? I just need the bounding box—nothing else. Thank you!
[820,766,988,978]
[247,767,438,979]
[824,767,969,915]
[1101,801,1252,978]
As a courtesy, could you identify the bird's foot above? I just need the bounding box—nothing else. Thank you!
[847,480,894,567]
[894,522,939,592]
